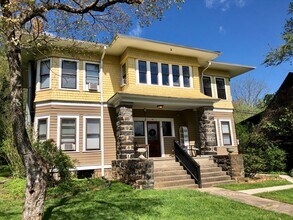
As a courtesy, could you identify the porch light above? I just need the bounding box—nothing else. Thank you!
[157,105,164,109]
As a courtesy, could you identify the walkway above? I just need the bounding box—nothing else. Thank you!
[238,184,293,195]
[199,187,293,216]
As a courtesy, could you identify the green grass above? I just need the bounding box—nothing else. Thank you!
[256,188,293,205]
[217,179,292,191]
[0,178,292,220]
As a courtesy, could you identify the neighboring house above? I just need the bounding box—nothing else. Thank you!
[23,35,254,177]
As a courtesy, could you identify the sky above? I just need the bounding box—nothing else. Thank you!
[128,0,292,96]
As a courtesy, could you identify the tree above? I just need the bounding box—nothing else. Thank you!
[0,1,183,219]
[231,75,268,123]
[264,1,292,66]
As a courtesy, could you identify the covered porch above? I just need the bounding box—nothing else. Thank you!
[108,92,221,159]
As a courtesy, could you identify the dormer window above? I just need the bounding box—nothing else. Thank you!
[216,78,226,99]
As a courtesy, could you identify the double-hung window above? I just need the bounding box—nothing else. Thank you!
[138,60,147,84]
[37,119,48,141]
[85,63,99,85]
[40,60,50,89]
[60,118,77,151]
[221,121,232,146]
[172,65,180,87]
[121,63,126,85]
[182,66,190,87]
[150,62,158,85]
[162,64,169,86]
[216,78,226,99]
[85,118,100,150]
[61,60,77,89]
[162,121,172,136]
[203,76,212,97]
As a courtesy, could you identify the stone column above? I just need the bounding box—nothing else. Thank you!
[199,107,217,151]
[116,106,134,159]
[229,154,245,181]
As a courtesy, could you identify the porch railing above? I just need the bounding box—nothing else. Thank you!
[173,141,202,188]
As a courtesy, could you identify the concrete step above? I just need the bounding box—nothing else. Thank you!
[201,175,231,183]
[154,174,191,182]
[155,179,195,188]
[155,184,198,190]
[200,167,223,173]
[201,171,228,178]
[198,163,218,168]
[154,166,183,172]
[154,170,187,177]
[202,180,235,188]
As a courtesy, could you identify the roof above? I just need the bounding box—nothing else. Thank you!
[209,61,255,78]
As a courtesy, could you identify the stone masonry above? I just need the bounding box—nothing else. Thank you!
[199,107,217,151]
[112,159,154,189]
[116,106,134,159]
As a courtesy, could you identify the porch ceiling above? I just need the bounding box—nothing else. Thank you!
[108,92,219,111]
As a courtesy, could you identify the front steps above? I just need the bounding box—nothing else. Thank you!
[153,158,197,190]
[153,157,235,189]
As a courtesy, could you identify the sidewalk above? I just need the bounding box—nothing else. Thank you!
[199,187,293,216]
[238,184,293,195]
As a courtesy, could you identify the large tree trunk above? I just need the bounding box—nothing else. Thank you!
[6,30,48,220]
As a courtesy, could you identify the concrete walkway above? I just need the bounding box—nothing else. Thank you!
[199,187,293,216]
[239,184,293,195]
[280,175,293,183]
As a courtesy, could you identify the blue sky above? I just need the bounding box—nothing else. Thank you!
[128,0,292,96]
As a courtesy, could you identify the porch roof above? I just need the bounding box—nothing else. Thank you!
[108,92,219,111]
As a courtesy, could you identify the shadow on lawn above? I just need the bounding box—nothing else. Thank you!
[43,183,162,220]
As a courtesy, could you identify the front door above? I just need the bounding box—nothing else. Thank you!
[147,121,161,157]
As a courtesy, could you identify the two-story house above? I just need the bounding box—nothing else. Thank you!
[23,35,254,179]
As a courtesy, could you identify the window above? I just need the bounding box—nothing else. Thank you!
[203,76,212,97]
[162,64,169,86]
[61,60,77,89]
[134,121,145,136]
[221,121,232,146]
[38,119,48,141]
[216,78,226,99]
[85,63,99,85]
[150,62,158,85]
[162,121,172,136]
[138,60,147,84]
[60,118,76,151]
[121,63,126,85]
[172,65,180,87]
[183,66,190,87]
[40,60,50,89]
[86,118,100,150]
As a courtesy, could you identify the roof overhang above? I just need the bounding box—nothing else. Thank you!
[107,34,221,65]
[108,92,219,111]
[209,61,255,78]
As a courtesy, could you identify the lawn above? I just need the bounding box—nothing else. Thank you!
[0,177,292,220]
[256,188,293,205]
[217,179,292,191]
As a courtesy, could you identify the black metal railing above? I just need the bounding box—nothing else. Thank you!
[173,141,202,188]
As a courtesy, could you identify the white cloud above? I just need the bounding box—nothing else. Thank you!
[129,23,142,37]
[219,25,226,34]
[204,0,246,11]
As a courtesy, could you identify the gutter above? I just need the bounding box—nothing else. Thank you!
[100,45,107,177]
[201,61,212,93]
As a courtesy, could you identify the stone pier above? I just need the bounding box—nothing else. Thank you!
[116,105,134,159]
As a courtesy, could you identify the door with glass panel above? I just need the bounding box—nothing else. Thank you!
[147,122,161,157]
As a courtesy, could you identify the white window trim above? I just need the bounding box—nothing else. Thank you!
[83,116,101,152]
[83,61,100,91]
[202,75,213,97]
[59,58,80,91]
[218,119,234,147]
[36,58,52,91]
[57,115,79,152]
[215,77,228,100]
[35,115,50,140]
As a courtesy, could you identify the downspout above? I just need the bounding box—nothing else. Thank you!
[100,45,107,176]
[201,61,212,93]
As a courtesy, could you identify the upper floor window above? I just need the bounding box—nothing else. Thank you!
[183,66,190,87]
[85,63,99,85]
[221,121,232,146]
[203,76,212,97]
[216,78,226,99]
[138,60,147,84]
[121,63,126,85]
[37,118,48,141]
[150,62,158,85]
[40,60,50,89]
[172,65,180,87]
[61,60,77,89]
[162,64,169,86]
